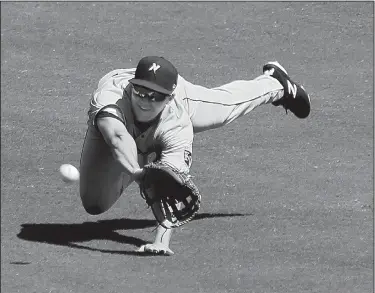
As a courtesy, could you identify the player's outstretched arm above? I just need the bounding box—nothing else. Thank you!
[97,116,143,182]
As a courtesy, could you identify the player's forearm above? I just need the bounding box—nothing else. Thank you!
[96,116,143,181]
[109,133,143,180]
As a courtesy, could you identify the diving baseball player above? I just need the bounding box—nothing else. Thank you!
[79,56,310,255]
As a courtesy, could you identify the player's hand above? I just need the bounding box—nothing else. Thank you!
[136,243,174,256]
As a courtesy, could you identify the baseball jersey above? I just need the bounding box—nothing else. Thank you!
[88,69,194,173]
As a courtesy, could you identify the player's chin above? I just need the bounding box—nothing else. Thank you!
[133,108,158,122]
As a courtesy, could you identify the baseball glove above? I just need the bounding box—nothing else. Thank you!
[139,161,201,229]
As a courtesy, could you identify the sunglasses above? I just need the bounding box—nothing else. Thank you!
[132,85,170,102]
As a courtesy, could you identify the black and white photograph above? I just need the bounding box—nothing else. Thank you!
[1,2,373,293]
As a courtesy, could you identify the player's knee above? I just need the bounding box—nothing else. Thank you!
[83,204,106,215]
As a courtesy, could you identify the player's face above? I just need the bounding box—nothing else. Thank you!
[131,85,172,122]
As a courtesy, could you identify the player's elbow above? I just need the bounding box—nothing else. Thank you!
[97,116,127,147]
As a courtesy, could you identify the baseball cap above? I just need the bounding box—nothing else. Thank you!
[129,56,178,95]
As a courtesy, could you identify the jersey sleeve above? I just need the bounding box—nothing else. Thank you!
[94,104,126,131]
[87,69,135,127]
[159,127,193,174]
[156,103,194,174]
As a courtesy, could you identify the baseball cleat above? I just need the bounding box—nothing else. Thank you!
[263,61,311,118]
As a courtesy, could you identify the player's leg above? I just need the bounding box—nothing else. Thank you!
[178,62,309,133]
[79,125,134,215]
[178,74,283,133]
[81,126,174,255]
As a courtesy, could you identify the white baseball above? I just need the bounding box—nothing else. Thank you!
[59,164,80,183]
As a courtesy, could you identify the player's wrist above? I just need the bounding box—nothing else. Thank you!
[133,168,144,184]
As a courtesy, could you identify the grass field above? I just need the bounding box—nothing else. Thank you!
[1,2,373,293]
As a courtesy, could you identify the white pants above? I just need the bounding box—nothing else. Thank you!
[79,74,283,215]
[178,74,283,133]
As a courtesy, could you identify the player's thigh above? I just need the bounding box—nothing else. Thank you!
[79,126,133,215]
[180,75,282,133]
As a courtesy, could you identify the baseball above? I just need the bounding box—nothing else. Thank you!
[59,164,80,183]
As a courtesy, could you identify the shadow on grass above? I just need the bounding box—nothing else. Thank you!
[17,212,252,256]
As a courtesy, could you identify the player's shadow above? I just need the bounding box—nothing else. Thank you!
[17,212,251,256]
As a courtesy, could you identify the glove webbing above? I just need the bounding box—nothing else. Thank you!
[140,162,201,228]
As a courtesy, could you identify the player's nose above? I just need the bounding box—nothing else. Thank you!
[139,98,153,106]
